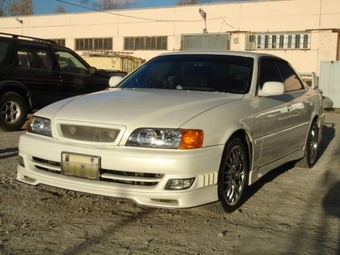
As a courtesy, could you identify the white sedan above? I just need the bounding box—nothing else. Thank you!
[17,51,325,213]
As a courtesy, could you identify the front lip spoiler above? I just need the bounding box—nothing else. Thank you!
[16,165,218,209]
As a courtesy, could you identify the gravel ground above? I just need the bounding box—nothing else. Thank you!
[0,111,339,255]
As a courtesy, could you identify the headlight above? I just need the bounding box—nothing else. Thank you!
[27,116,52,137]
[126,128,203,149]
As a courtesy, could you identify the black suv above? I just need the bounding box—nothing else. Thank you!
[0,32,127,131]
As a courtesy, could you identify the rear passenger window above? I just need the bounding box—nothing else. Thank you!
[17,46,53,71]
[276,61,304,92]
[0,42,9,63]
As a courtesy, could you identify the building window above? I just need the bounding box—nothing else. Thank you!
[75,38,112,51]
[272,35,277,49]
[124,36,167,50]
[246,32,311,51]
[50,39,65,46]
[303,34,309,49]
[248,35,255,43]
[295,34,300,49]
[257,35,261,49]
[287,35,292,48]
[264,35,269,49]
[279,35,284,48]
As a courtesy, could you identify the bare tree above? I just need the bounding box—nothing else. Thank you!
[93,0,139,10]
[55,5,66,13]
[101,0,119,10]
[0,0,9,16]
[7,0,33,16]
[175,0,199,5]
[0,8,5,17]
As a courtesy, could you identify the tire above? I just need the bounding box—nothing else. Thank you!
[208,137,249,213]
[0,92,28,132]
[295,121,319,168]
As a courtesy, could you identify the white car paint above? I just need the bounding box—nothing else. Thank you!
[17,51,325,212]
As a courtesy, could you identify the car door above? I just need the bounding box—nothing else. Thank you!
[53,48,109,101]
[14,44,59,109]
[256,58,297,167]
[276,61,313,149]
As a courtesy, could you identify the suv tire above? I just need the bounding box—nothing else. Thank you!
[0,92,27,132]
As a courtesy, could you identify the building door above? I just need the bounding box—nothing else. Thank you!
[181,33,230,51]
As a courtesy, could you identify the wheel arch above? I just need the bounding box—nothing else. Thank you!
[310,113,323,146]
[223,129,253,183]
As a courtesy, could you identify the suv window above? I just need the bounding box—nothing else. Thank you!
[0,42,9,63]
[55,50,90,75]
[17,46,53,71]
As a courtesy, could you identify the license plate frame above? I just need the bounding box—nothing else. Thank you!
[61,152,100,180]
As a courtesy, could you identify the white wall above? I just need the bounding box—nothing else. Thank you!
[1,0,339,74]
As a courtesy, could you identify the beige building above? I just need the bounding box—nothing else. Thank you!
[0,0,339,74]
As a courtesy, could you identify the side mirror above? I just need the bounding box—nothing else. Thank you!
[89,67,97,75]
[109,76,123,87]
[258,81,284,96]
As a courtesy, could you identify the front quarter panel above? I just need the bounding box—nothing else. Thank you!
[180,98,262,164]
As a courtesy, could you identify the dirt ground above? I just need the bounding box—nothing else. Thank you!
[0,111,339,255]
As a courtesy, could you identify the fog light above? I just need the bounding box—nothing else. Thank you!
[19,156,25,167]
[165,178,195,190]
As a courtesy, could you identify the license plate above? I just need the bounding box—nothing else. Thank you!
[61,152,100,180]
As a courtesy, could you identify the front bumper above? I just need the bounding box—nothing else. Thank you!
[17,133,224,208]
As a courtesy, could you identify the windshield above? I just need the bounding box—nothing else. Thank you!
[118,54,254,94]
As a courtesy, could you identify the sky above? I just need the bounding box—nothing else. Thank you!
[33,0,242,15]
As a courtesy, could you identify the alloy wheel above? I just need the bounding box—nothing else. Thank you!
[222,145,246,206]
[1,100,21,124]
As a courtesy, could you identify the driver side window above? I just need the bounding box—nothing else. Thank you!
[258,59,282,88]
[55,50,90,75]
[276,61,304,92]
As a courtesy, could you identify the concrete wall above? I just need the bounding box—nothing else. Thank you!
[1,0,339,74]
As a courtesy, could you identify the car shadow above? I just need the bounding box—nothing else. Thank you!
[243,161,295,206]
[322,179,340,253]
[0,147,18,160]
[317,121,336,159]
[322,180,340,218]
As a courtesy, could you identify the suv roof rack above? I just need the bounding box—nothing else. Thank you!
[0,32,57,44]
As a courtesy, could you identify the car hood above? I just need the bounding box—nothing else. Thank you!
[39,89,243,128]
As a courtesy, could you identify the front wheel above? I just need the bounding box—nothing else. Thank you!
[0,92,28,132]
[209,137,249,213]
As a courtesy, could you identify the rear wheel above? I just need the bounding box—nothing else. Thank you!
[0,92,28,132]
[296,121,319,168]
[208,137,249,213]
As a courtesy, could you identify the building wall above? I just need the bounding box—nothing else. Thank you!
[0,0,339,74]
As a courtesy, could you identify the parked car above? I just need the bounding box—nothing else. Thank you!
[300,72,334,109]
[0,32,127,131]
[17,51,325,213]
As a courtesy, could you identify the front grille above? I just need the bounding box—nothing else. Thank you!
[32,157,61,173]
[100,169,163,186]
[32,157,163,186]
[60,124,120,143]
